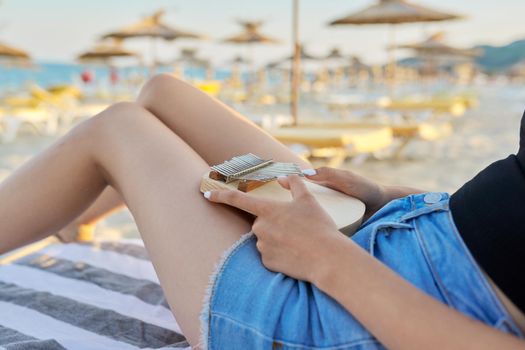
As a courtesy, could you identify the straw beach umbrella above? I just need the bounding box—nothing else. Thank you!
[77,41,139,63]
[273,46,322,72]
[0,42,30,60]
[223,20,280,94]
[396,31,480,58]
[222,20,280,65]
[77,40,140,93]
[395,31,480,78]
[223,20,280,45]
[102,10,206,71]
[329,0,463,83]
[229,55,252,65]
[174,48,209,68]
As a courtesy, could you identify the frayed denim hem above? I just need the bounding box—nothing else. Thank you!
[198,232,255,350]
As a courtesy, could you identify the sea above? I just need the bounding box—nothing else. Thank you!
[0,62,234,93]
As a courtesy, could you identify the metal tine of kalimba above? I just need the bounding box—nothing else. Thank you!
[236,156,256,169]
[235,157,253,171]
[247,154,265,166]
[236,155,254,168]
[223,163,238,174]
[241,154,258,166]
[215,163,235,175]
[212,163,229,174]
[223,161,237,173]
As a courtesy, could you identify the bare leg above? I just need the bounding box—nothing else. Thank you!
[56,186,124,242]
[0,102,252,346]
[59,74,309,237]
[137,73,310,167]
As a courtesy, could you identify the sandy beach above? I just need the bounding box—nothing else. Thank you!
[1,84,523,240]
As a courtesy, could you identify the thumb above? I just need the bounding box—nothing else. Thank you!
[305,167,348,192]
[277,176,291,190]
[304,166,334,182]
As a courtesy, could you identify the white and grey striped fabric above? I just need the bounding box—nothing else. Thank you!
[0,239,190,350]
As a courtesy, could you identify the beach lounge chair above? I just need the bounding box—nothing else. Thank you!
[0,85,82,143]
[269,125,394,167]
[0,238,190,349]
[296,120,453,159]
[0,107,58,143]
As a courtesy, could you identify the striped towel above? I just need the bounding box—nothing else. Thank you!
[0,239,190,350]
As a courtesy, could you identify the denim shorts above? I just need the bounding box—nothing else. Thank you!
[199,193,523,349]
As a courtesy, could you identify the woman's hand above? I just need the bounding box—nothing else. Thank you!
[305,167,424,219]
[304,167,388,218]
[205,175,345,282]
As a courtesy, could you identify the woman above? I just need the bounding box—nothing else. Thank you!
[0,74,523,349]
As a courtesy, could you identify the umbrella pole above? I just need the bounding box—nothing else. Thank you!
[290,0,300,126]
[387,24,397,95]
[149,38,157,76]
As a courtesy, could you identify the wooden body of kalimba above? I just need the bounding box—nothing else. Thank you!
[200,172,365,236]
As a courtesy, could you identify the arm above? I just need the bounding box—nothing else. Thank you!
[207,175,525,350]
[313,235,525,350]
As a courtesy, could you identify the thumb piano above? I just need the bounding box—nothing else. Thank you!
[200,154,365,236]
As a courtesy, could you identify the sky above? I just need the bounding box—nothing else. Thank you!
[1,0,524,66]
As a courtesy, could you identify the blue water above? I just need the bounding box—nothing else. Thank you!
[0,62,234,92]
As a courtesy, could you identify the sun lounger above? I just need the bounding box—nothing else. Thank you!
[0,85,84,143]
[269,126,394,167]
[0,107,59,143]
[0,239,190,349]
[296,120,453,159]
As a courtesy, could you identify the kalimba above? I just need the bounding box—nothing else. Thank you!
[200,154,365,235]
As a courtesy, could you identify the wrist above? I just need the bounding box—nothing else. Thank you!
[309,233,351,288]
[364,183,389,218]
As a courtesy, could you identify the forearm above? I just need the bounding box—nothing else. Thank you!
[74,186,125,225]
[382,185,424,202]
[312,236,525,350]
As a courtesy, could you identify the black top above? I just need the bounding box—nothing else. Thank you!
[450,110,525,314]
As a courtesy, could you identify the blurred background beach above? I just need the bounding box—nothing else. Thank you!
[1,0,524,239]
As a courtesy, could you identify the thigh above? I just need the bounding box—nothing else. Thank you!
[90,102,252,347]
[137,74,310,168]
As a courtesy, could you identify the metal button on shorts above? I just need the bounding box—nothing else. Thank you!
[424,192,442,204]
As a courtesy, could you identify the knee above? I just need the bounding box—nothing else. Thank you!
[80,101,150,141]
[137,73,186,108]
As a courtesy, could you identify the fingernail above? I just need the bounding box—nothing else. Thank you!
[277,175,288,179]
[203,191,211,199]
[302,169,317,176]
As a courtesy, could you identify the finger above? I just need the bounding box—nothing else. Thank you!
[304,166,332,180]
[205,189,266,215]
[276,176,290,190]
[287,175,310,199]
[305,167,348,190]
[301,168,317,177]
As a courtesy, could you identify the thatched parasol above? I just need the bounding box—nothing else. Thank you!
[0,41,30,60]
[229,55,252,65]
[77,41,139,63]
[396,32,480,77]
[326,48,344,60]
[102,10,205,70]
[284,46,320,62]
[330,0,461,25]
[329,0,463,84]
[223,20,280,95]
[396,31,480,58]
[223,20,280,45]
[174,48,209,68]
